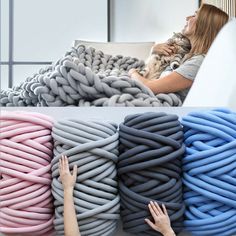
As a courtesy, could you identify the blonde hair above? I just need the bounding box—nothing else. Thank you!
[190,4,229,55]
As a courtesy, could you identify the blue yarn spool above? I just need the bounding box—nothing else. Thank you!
[182,108,236,236]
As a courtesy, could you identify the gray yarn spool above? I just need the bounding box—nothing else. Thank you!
[51,119,120,236]
[118,112,185,236]
[0,45,182,107]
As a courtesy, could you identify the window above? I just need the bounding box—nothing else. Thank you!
[0,0,108,89]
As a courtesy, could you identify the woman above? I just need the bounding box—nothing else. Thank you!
[59,155,175,236]
[129,4,229,101]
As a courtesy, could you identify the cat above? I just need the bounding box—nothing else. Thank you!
[142,32,191,80]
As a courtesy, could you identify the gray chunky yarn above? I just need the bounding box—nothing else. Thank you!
[51,119,120,236]
[0,45,182,107]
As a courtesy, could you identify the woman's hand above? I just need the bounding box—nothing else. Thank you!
[128,68,142,80]
[145,201,175,236]
[128,68,137,76]
[59,155,77,191]
[151,43,175,56]
[59,155,81,236]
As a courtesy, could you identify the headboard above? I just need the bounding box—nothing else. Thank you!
[74,40,154,61]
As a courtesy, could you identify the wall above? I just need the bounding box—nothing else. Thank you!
[110,0,199,42]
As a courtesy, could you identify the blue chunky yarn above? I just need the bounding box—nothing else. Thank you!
[182,108,236,236]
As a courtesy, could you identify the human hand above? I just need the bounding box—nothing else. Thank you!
[128,68,137,76]
[145,201,175,236]
[128,68,142,80]
[59,155,77,192]
[151,43,175,56]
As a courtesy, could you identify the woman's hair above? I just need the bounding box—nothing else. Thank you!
[190,4,229,55]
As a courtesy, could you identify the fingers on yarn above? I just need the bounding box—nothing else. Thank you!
[59,158,63,174]
[161,203,168,216]
[154,201,164,215]
[62,156,66,172]
[145,218,156,230]
[72,165,78,179]
[148,203,159,221]
[60,155,69,173]
[59,155,67,174]
[64,155,69,172]
[151,201,162,216]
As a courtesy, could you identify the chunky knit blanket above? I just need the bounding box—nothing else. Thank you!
[0,45,182,107]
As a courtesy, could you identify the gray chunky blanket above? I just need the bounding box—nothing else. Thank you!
[0,45,182,107]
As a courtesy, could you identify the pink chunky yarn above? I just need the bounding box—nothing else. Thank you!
[0,111,55,235]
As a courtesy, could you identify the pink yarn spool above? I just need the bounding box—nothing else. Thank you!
[0,111,55,235]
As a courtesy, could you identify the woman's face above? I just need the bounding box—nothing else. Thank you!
[182,11,198,37]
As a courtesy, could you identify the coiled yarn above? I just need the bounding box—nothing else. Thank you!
[182,108,236,236]
[51,119,120,236]
[118,112,185,235]
[0,111,54,235]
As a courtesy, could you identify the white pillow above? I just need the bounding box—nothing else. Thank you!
[73,40,154,61]
[183,18,236,109]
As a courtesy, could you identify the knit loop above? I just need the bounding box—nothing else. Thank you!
[0,111,55,235]
[51,119,120,236]
[0,45,182,107]
[118,112,185,235]
[182,108,236,236]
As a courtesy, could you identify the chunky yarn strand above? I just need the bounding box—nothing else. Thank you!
[182,108,236,236]
[0,111,55,235]
[118,112,185,235]
[51,119,120,236]
[0,45,182,107]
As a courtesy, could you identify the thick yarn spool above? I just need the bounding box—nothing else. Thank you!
[182,108,236,236]
[51,119,120,236]
[118,112,185,235]
[0,45,182,107]
[0,111,54,235]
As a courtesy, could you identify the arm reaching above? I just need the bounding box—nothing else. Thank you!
[59,155,80,236]
[145,201,176,236]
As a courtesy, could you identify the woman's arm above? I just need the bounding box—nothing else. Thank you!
[59,155,80,236]
[151,43,175,56]
[129,69,193,94]
[145,201,176,236]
